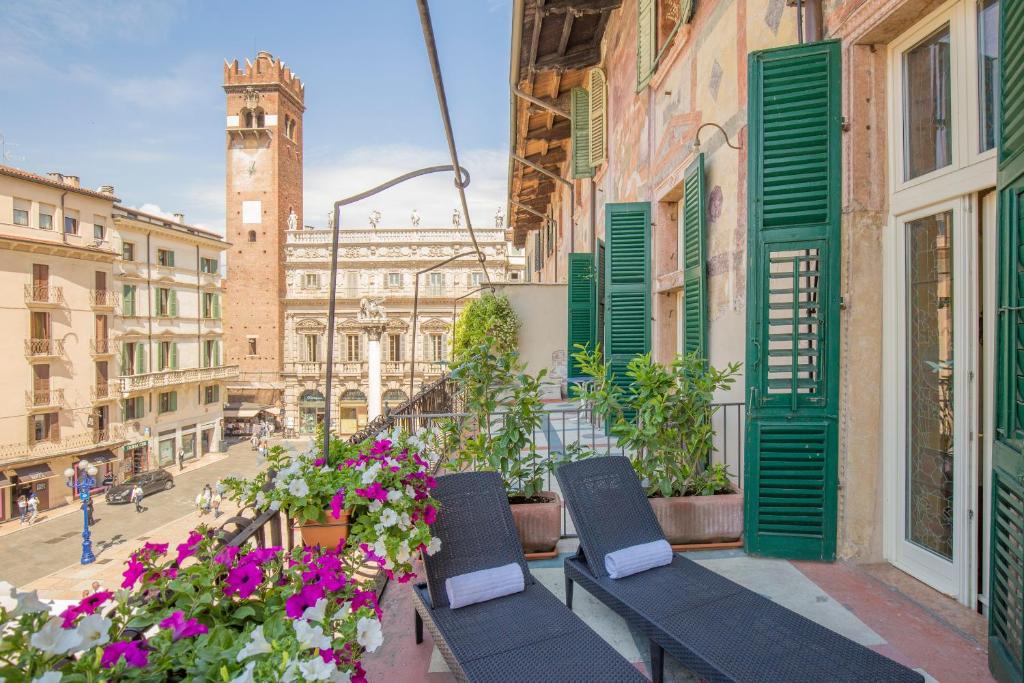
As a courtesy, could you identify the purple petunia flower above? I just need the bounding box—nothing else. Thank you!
[313,457,326,467]
[141,542,169,557]
[354,482,387,502]
[214,546,241,567]
[370,439,392,455]
[175,531,203,565]
[223,562,264,599]
[285,584,324,619]
[121,559,145,590]
[359,543,386,567]
[423,504,437,525]
[351,589,382,619]
[159,610,209,641]
[101,640,149,669]
[241,547,281,565]
[329,489,346,520]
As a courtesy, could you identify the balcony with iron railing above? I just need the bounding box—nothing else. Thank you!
[0,424,127,466]
[24,388,65,411]
[24,338,65,360]
[89,289,119,309]
[119,364,240,394]
[90,338,115,356]
[285,361,365,378]
[91,381,120,402]
[24,284,65,307]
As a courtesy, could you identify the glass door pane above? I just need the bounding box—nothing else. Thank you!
[905,210,955,559]
[903,25,952,180]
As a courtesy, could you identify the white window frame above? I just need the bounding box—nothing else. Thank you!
[13,199,30,226]
[387,272,402,288]
[304,272,319,289]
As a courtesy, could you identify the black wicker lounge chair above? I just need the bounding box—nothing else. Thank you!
[411,470,646,682]
[555,457,925,683]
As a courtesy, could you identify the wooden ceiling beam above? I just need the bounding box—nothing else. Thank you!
[557,12,574,57]
[542,0,621,14]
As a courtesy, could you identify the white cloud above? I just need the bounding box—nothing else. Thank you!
[68,55,212,110]
[303,145,507,229]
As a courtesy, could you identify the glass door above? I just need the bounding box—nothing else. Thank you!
[893,201,977,598]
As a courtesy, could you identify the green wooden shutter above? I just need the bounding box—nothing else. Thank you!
[170,343,179,370]
[594,239,606,354]
[571,87,594,179]
[120,343,129,376]
[567,252,596,377]
[744,41,841,562]
[122,285,133,316]
[588,68,607,167]
[157,343,165,370]
[213,293,221,319]
[681,153,707,358]
[990,4,1024,680]
[636,0,655,90]
[169,290,178,317]
[605,203,651,409]
[170,392,177,411]
[214,340,221,367]
[135,342,145,374]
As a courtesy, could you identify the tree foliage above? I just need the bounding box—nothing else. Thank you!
[452,294,520,363]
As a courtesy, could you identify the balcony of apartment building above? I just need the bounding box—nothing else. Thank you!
[119,364,240,395]
[0,420,127,468]
[90,338,115,357]
[285,360,365,378]
[23,284,65,308]
[89,288,119,310]
[90,380,120,403]
[24,388,64,412]
[24,337,65,361]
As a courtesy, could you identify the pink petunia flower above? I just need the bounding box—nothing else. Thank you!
[223,562,264,599]
[329,489,346,520]
[354,482,387,502]
[101,640,149,669]
[422,504,437,525]
[241,547,282,565]
[351,589,382,619]
[159,610,209,641]
[214,546,241,567]
[121,559,146,590]
[313,457,326,467]
[285,584,324,619]
[175,531,203,565]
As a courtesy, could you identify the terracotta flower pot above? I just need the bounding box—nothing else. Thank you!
[509,491,561,554]
[295,509,350,550]
[648,490,743,545]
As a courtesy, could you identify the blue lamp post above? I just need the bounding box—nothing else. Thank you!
[64,460,97,565]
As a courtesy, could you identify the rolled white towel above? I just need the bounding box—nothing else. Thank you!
[445,562,525,609]
[604,539,673,579]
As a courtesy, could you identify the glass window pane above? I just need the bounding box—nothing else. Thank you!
[979,0,1001,152]
[903,25,953,180]
[905,210,955,560]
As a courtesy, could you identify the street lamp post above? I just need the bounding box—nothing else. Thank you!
[64,460,97,565]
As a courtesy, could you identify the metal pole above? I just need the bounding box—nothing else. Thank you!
[408,250,484,398]
[321,165,470,459]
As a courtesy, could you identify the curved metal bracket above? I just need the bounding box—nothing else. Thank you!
[694,122,742,151]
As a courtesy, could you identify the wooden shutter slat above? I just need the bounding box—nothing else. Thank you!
[567,253,595,377]
[588,68,607,167]
[636,0,655,90]
[605,203,651,411]
[681,153,707,357]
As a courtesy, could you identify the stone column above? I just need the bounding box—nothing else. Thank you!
[364,323,386,421]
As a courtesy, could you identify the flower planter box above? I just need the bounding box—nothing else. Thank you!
[509,491,561,558]
[294,509,350,550]
[648,489,743,548]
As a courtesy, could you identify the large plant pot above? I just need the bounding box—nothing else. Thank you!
[648,490,743,545]
[509,491,561,555]
[295,510,350,550]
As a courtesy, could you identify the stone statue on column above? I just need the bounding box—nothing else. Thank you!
[358,299,388,421]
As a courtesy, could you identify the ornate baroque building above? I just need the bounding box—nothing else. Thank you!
[282,223,511,436]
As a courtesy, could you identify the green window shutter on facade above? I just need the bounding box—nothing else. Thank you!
[169,290,178,317]
[170,343,179,370]
[157,343,165,370]
[744,41,841,563]
[567,252,596,377]
[213,293,221,319]
[135,342,145,375]
[594,239,606,355]
[989,4,1024,681]
[636,0,655,90]
[570,87,594,179]
[605,203,651,408]
[122,285,134,316]
[681,153,707,358]
[120,343,129,376]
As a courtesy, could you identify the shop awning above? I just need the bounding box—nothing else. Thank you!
[81,450,117,465]
[224,406,262,419]
[13,463,53,482]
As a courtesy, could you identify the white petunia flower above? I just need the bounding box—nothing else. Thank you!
[14,590,49,616]
[372,540,387,561]
[329,670,353,683]
[386,489,403,503]
[400,513,411,529]
[426,537,442,556]
[0,581,16,612]
[229,661,257,683]
[379,508,399,528]
[31,617,83,656]
[75,613,112,649]
[298,656,337,681]
[301,598,328,623]
[396,540,411,564]
[368,500,383,513]
[293,619,331,651]
[360,462,381,485]
[236,625,272,662]
[383,457,399,470]
[373,523,384,536]
[269,500,282,512]
[288,478,310,498]
[281,660,300,683]
[254,491,267,509]
[31,673,61,683]
[404,485,416,498]
[356,616,384,653]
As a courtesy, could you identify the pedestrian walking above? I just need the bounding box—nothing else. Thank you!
[87,497,96,526]
[16,493,27,525]
[177,448,185,472]
[212,490,222,519]
[27,493,39,525]
[131,484,144,513]
[201,484,212,515]
[195,491,204,516]
[250,433,259,451]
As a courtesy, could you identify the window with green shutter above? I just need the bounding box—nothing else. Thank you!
[571,87,594,179]
[213,293,221,319]
[990,4,1024,681]
[594,239,606,354]
[169,290,178,317]
[170,343,179,370]
[681,153,707,357]
[134,342,145,375]
[122,285,135,316]
[588,68,607,167]
[567,252,596,377]
[636,0,656,90]
[744,40,841,562]
[605,203,651,406]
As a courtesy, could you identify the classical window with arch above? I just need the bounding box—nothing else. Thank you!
[241,106,266,128]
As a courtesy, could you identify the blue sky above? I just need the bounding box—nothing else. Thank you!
[0,0,512,232]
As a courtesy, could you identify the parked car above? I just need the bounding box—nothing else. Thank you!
[105,470,174,504]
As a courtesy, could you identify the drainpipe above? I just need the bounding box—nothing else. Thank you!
[589,177,596,252]
[804,0,823,43]
[59,191,68,244]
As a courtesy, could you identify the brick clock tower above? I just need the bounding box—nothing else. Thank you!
[222,52,304,406]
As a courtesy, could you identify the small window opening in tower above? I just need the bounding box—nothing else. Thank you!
[248,230,257,242]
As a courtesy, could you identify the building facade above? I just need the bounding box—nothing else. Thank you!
[0,166,125,518]
[112,207,234,473]
[508,1,1020,677]
[282,224,511,436]
[222,51,305,407]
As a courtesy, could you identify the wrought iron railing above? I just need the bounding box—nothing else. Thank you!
[24,388,64,409]
[89,289,119,307]
[90,338,114,355]
[24,284,64,306]
[25,338,64,358]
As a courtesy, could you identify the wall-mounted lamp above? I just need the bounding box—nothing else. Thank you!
[694,122,742,152]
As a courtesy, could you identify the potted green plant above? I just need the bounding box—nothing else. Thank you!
[442,344,583,556]
[573,345,743,547]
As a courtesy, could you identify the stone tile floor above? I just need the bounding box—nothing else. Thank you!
[364,546,992,683]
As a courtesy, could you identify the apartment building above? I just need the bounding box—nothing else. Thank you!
[112,207,235,471]
[0,166,123,518]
